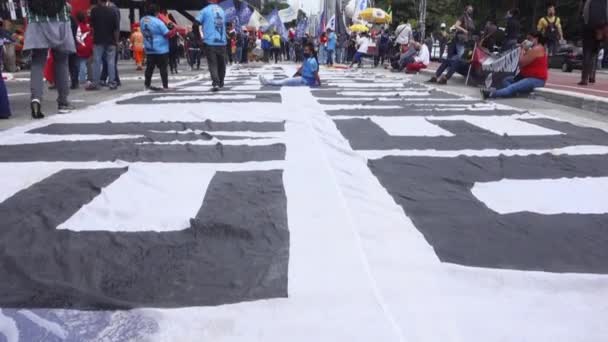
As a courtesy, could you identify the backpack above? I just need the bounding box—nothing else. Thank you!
[544,17,559,41]
[27,0,65,18]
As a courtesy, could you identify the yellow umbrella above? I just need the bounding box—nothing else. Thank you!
[349,24,370,33]
[358,8,393,24]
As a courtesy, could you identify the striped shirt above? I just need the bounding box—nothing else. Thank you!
[27,4,71,23]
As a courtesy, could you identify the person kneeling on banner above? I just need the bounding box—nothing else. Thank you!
[259,42,320,87]
[481,31,548,99]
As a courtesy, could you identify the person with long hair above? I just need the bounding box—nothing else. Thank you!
[259,42,320,87]
[481,31,548,99]
[452,4,475,58]
[24,0,76,118]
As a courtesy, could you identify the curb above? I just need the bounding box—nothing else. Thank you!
[418,68,608,116]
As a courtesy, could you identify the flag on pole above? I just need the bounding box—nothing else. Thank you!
[279,0,300,23]
[265,9,289,39]
[296,17,309,38]
[317,10,326,37]
[238,1,254,27]
[220,0,237,24]
[248,10,269,28]
[327,15,336,31]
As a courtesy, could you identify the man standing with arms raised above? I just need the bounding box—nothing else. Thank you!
[197,0,227,92]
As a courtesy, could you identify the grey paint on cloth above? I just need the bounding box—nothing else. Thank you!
[369,154,608,274]
[0,169,289,309]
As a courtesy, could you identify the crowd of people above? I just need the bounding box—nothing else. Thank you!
[3,1,608,120]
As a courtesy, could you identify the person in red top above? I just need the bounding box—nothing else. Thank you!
[75,11,94,84]
[482,31,548,99]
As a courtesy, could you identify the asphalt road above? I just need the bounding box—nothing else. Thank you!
[1,60,205,131]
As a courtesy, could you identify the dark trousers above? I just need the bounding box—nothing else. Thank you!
[272,48,280,63]
[101,49,120,85]
[188,49,201,69]
[581,27,600,83]
[169,50,179,73]
[145,53,169,89]
[205,44,227,87]
[68,53,79,88]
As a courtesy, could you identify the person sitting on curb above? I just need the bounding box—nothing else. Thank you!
[259,42,320,87]
[481,31,548,99]
[402,41,430,73]
[427,49,472,85]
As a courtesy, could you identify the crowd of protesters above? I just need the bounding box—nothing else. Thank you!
[4,1,608,119]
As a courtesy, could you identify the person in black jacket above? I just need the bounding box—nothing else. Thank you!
[503,8,521,52]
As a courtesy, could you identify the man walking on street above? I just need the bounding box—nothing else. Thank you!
[87,0,119,90]
[197,0,227,92]
[24,0,76,117]
[141,5,177,91]
[537,4,563,56]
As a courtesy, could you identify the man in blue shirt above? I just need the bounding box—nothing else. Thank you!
[197,0,227,91]
[259,42,321,87]
[326,28,337,66]
[140,5,177,90]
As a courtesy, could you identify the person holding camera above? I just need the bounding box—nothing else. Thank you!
[197,0,227,92]
[140,5,177,91]
[481,31,548,99]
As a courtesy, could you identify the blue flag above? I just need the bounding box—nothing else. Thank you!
[220,0,237,24]
[264,9,288,40]
[296,18,308,38]
[238,1,253,26]
[317,10,326,37]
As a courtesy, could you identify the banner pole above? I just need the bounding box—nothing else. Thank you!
[465,43,476,86]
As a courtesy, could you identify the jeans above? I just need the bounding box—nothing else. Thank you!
[319,46,326,65]
[188,48,201,69]
[30,48,70,105]
[236,47,243,63]
[336,48,345,64]
[435,55,466,80]
[326,49,334,65]
[93,44,117,87]
[78,57,93,82]
[456,43,465,58]
[266,77,311,87]
[351,52,369,66]
[492,76,545,98]
[145,53,169,89]
[204,44,227,87]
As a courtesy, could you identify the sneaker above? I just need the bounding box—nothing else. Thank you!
[258,74,269,85]
[437,76,448,85]
[480,88,496,100]
[211,86,220,92]
[427,77,438,83]
[109,83,117,90]
[219,81,224,89]
[31,99,44,119]
[58,103,75,114]
[85,84,99,91]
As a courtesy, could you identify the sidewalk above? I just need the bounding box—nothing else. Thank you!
[420,61,608,116]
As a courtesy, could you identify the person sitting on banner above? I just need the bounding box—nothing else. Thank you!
[402,41,430,74]
[481,31,548,99]
[349,32,372,68]
[259,42,320,87]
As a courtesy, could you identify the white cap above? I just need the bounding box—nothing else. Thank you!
[440,23,446,28]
